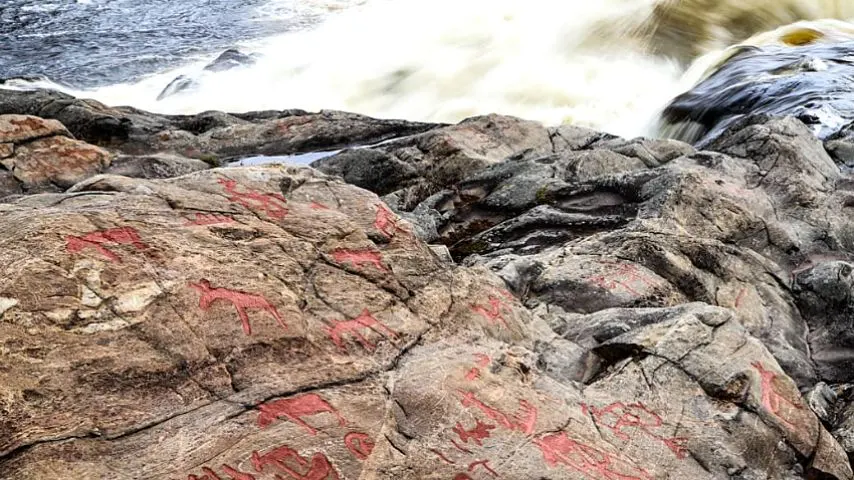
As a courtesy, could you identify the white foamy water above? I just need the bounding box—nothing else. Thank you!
[9,0,854,138]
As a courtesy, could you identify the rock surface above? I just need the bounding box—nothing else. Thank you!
[0,89,441,161]
[0,114,113,194]
[1,89,854,479]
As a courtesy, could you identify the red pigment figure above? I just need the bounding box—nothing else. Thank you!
[450,439,473,454]
[454,475,474,480]
[582,402,688,459]
[470,297,509,328]
[431,449,456,465]
[458,391,538,435]
[323,309,398,352]
[221,465,257,480]
[331,249,389,272]
[373,203,407,239]
[251,445,340,480]
[218,178,289,219]
[588,263,656,297]
[734,287,750,309]
[465,353,492,381]
[535,432,652,480]
[189,279,287,336]
[468,460,498,477]
[752,361,804,428]
[185,213,235,226]
[257,393,347,434]
[188,467,224,480]
[65,226,147,263]
[344,432,375,460]
[310,202,331,210]
[453,420,496,446]
[188,465,256,480]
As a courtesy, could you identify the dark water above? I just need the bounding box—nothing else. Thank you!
[0,0,306,88]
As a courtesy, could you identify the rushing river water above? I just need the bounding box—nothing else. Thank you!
[2,0,854,137]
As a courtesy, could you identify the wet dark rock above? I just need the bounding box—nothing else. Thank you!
[0,89,441,160]
[156,75,197,101]
[203,48,256,72]
[157,49,257,101]
[659,41,854,146]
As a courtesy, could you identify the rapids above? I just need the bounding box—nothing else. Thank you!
[4,0,854,138]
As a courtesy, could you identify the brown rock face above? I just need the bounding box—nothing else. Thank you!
[0,164,850,480]
[0,114,113,194]
[0,114,69,144]
[2,135,112,188]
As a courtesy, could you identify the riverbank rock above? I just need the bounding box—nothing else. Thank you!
[0,114,113,194]
[0,165,850,479]
[2,85,854,478]
[0,89,441,162]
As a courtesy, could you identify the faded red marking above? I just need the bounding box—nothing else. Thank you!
[310,202,331,210]
[431,449,456,465]
[450,438,473,454]
[65,227,147,263]
[453,420,496,446]
[252,445,340,480]
[471,297,509,328]
[466,353,492,380]
[474,354,491,367]
[257,393,347,434]
[752,361,804,429]
[323,309,398,352]
[582,402,688,459]
[344,432,375,460]
[468,460,498,477]
[458,391,538,435]
[454,475,474,480]
[535,432,652,480]
[221,465,256,480]
[219,178,288,219]
[188,467,223,480]
[373,203,407,239]
[331,249,389,272]
[734,288,749,309]
[185,213,235,226]
[190,279,287,336]
[588,263,657,297]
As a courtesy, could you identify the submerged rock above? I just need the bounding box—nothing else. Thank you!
[156,49,257,101]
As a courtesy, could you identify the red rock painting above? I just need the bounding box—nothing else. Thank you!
[218,178,288,219]
[535,432,652,480]
[588,263,657,297]
[431,449,456,465]
[189,279,287,335]
[323,309,398,352]
[453,420,496,446]
[465,354,492,381]
[310,202,331,210]
[251,444,341,480]
[257,393,347,434]
[331,249,389,272]
[752,361,804,429]
[185,213,235,226]
[468,459,498,477]
[373,203,407,239]
[470,297,509,328]
[344,432,375,460]
[582,402,688,459]
[458,391,537,435]
[65,226,147,263]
